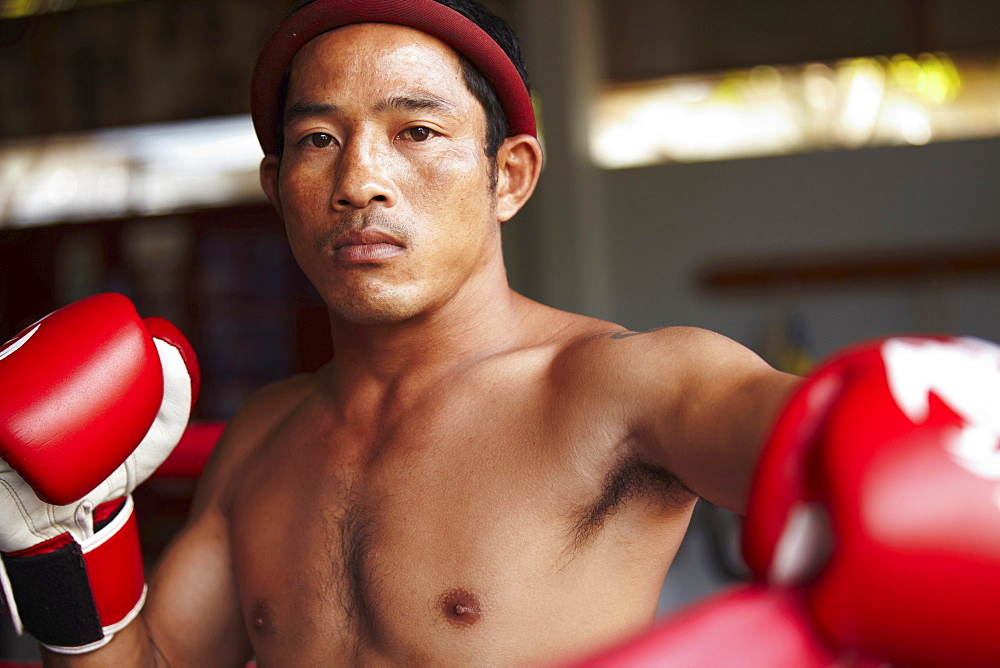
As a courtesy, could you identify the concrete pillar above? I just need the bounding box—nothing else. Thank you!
[507,0,614,321]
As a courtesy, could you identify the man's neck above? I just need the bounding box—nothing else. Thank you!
[322,266,530,394]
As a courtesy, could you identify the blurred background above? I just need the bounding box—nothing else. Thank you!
[2,0,1000,661]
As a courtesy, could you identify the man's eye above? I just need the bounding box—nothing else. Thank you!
[306,133,333,148]
[402,126,434,142]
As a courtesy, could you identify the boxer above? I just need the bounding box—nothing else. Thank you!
[2,1,980,666]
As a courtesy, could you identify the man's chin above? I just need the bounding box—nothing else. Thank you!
[325,294,424,328]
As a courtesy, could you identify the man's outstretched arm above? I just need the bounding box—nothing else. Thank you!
[560,326,800,513]
[636,327,801,513]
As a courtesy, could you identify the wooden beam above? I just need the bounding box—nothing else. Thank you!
[699,244,1000,295]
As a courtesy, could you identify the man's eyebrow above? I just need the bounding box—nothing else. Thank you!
[373,94,457,116]
[283,95,457,127]
[284,102,341,125]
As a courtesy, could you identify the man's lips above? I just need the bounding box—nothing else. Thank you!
[332,229,406,264]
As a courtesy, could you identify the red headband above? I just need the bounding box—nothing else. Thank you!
[251,0,536,155]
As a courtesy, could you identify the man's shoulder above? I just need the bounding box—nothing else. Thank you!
[197,373,318,496]
[240,372,318,418]
[550,323,727,374]
[541,322,771,413]
[226,372,318,450]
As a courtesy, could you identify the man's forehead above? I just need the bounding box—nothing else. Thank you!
[290,23,465,83]
[284,25,472,114]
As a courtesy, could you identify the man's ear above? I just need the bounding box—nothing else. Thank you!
[494,135,542,223]
[260,155,283,217]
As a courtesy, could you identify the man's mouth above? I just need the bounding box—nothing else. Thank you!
[333,229,406,264]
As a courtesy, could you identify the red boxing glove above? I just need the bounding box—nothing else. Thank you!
[0,293,199,653]
[744,336,1000,667]
[570,584,839,668]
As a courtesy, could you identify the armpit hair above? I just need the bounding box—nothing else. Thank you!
[569,447,695,549]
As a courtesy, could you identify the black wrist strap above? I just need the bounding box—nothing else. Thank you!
[3,540,103,647]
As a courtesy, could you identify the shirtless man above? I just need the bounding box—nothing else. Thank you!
[6,0,800,664]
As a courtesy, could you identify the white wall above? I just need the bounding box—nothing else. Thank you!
[601,137,1000,355]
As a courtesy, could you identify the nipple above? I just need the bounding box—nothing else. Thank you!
[440,589,483,627]
[251,599,275,636]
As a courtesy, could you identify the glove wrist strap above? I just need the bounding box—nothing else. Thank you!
[1,495,146,653]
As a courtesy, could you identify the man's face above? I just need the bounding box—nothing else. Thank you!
[265,23,502,326]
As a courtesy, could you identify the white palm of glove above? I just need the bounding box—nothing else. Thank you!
[0,337,192,553]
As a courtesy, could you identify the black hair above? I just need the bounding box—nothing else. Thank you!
[430,0,530,159]
[278,0,530,162]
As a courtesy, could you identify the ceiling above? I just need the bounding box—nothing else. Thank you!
[599,0,1000,81]
[2,0,1000,140]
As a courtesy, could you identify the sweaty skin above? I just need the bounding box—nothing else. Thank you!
[223,322,700,665]
[42,22,798,668]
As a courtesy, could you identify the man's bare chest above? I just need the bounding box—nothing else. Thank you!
[226,388,693,664]
[227,395,564,652]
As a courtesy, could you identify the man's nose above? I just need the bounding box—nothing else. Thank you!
[331,136,397,211]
